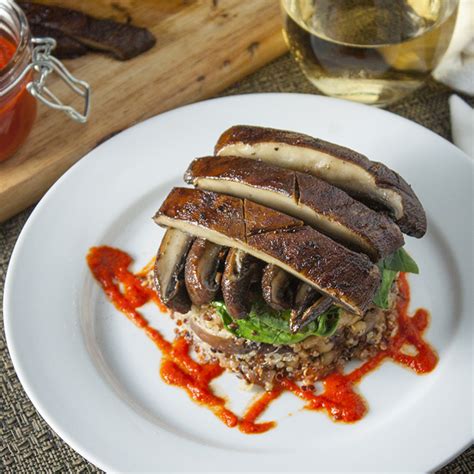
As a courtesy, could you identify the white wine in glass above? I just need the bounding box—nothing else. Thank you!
[281,0,458,106]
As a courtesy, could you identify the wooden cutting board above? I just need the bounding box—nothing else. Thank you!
[0,0,287,222]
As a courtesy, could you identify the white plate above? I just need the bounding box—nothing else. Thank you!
[4,94,473,472]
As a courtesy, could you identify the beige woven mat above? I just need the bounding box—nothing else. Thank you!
[1,54,473,473]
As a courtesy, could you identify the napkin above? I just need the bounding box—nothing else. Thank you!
[432,1,473,158]
[449,95,473,158]
[433,0,474,95]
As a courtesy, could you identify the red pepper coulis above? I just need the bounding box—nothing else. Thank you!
[0,35,37,162]
[87,246,438,432]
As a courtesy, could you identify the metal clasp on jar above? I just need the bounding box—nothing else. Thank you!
[3,37,91,123]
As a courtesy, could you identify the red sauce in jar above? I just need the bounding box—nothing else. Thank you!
[87,246,438,433]
[0,35,37,162]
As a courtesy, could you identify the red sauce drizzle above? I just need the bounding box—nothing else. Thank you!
[87,246,275,433]
[0,36,16,68]
[0,35,37,162]
[87,247,438,432]
[280,273,437,423]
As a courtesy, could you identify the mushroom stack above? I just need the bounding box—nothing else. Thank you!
[152,125,426,386]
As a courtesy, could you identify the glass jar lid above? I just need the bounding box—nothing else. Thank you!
[0,0,90,123]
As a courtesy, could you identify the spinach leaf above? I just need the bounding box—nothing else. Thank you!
[373,248,419,308]
[373,268,397,309]
[383,248,419,274]
[212,301,339,345]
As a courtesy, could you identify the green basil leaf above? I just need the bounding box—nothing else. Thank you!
[212,301,339,345]
[383,248,419,274]
[373,268,397,309]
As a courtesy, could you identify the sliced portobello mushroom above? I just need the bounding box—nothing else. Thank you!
[215,125,426,238]
[154,228,194,313]
[154,188,381,316]
[184,239,227,306]
[221,248,262,319]
[261,264,295,311]
[185,155,404,261]
[189,310,290,355]
[20,2,156,61]
[189,312,254,354]
[290,283,334,333]
[290,282,318,325]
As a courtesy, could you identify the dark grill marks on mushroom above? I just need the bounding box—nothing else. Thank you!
[28,23,88,59]
[153,125,427,345]
[215,125,426,237]
[185,155,404,261]
[154,187,381,316]
[20,2,156,61]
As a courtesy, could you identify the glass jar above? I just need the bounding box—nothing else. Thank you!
[0,0,36,162]
[0,0,90,163]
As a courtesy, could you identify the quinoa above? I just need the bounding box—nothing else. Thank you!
[167,278,400,390]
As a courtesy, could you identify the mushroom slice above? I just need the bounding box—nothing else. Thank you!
[189,315,253,354]
[215,125,426,238]
[154,228,193,313]
[290,283,334,333]
[221,249,262,319]
[20,2,156,61]
[154,188,381,316]
[184,239,227,306]
[261,264,295,311]
[290,282,318,323]
[185,155,404,261]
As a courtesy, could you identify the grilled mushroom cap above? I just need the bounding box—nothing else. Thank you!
[154,188,381,316]
[154,228,193,313]
[221,248,262,319]
[215,125,426,237]
[20,2,156,61]
[185,155,404,261]
[184,239,227,306]
[261,264,295,311]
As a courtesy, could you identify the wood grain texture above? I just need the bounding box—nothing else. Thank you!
[0,0,287,222]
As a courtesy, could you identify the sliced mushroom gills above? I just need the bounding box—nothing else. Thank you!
[184,239,227,306]
[154,188,381,316]
[155,231,334,330]
[290,283,319,330]
[290,283,334,333]
[154,228,194,314]
[221,249,263,319]
[261,264,296,311]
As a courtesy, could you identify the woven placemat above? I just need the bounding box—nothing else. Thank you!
[1,53,472,473]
